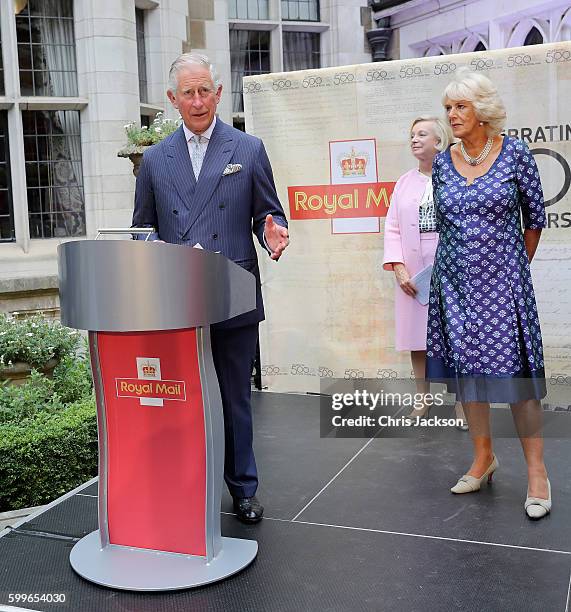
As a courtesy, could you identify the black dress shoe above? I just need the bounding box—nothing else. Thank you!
[233,496,264,524]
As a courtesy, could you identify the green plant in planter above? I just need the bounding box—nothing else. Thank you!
[0,313,81,370]
[118,111,181,155]
[52,350,93,404]
[0,370,63,424]
[0,351,93,425]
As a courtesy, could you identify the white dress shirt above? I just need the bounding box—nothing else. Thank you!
[182,116,216,172]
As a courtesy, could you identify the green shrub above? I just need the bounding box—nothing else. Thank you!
[52,352,93,405]
[0,351,93,425]
[0,330,96,511]
[0,313,81,368]
[0,397,97,512]
[0,370,64,425]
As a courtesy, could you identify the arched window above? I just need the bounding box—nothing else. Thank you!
[524,26,544,45]
[554,7,571,41]
[474,41,486,52]
[424,45,447,57]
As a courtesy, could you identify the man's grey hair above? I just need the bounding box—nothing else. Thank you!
[168,52,220,93]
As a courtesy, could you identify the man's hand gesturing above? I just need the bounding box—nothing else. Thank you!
[264,214,289,260]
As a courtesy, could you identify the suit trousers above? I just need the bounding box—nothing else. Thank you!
[210,322,259,499]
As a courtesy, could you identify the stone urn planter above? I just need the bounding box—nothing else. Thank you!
[0,358,59,386]
[118,113,181,176]
[117,145,149,177]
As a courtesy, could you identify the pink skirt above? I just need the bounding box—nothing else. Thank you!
[393,232,438,352]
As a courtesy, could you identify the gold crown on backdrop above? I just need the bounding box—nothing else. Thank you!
[141,362,157,377]
[340,148,368,177]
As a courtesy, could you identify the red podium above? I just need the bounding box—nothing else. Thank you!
[58,239,258,590]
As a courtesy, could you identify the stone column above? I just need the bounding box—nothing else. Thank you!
[146,0,188,113]
[75,0,140,234]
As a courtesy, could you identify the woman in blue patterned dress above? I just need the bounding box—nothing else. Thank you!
[427,70,551,519]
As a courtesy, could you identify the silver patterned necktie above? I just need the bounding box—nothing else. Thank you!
[191,134,205,179]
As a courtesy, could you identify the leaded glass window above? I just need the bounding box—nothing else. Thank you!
[16,0,78,96]
[0,23,5,95]
[228,0,269,20]
[136,9,148,103]
[282,0,319,21]
[230,30,271,113]
[283,32,320,71]
[0,112,14,242]
[23,110,85,239]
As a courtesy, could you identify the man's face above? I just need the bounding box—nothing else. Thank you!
[167,65,222,134]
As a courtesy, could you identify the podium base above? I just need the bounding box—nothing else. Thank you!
[70,530,258,591]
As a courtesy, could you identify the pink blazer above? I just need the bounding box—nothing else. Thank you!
[382,168,431,275]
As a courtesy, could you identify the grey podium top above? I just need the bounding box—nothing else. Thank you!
[58,241,256,331]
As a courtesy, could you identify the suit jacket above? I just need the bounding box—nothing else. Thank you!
[382,168,431,276]
[132,119,287,328]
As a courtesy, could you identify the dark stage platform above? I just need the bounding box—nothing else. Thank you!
[1,392,570,612]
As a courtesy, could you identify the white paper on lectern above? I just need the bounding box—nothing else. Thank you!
[410,264,433,306]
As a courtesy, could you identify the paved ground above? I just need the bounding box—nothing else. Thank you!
[1,391,570,611]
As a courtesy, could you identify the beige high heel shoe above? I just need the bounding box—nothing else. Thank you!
[454,402,469,431]
[406,402,431,423]
[525,479,551,519]
[450,455,498,494]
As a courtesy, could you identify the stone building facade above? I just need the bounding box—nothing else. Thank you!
[0,0,372,314]
[1,0,568,314]
[368,0,571,60]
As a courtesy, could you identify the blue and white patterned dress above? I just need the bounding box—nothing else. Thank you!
[426,137,547,403]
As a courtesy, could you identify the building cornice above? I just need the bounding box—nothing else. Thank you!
[372,0,467,24]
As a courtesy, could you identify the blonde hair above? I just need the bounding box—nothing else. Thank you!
[442,68,506,137]
[410,115,453,151]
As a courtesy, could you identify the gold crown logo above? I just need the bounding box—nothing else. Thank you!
[142,363,156,377]
[340,148,368,177]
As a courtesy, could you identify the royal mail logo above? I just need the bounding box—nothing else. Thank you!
[288,184,391,219]
[141,361,157,377]
[115,357,186,406]
[339,147,368,177]
[116,378,186,401]
[288,138,396,234]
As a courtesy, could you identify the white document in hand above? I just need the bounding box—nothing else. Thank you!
[410,264,433,306]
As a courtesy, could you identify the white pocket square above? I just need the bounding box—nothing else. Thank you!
[222,163,242,176]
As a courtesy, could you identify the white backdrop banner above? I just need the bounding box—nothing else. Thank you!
[243,42,571,393]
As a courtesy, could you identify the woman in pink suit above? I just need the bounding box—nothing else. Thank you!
[383,116,466,426]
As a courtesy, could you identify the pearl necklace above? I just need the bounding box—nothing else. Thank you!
[460,137,493,166]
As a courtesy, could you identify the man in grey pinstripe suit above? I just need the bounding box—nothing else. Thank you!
[132,53,289,523]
